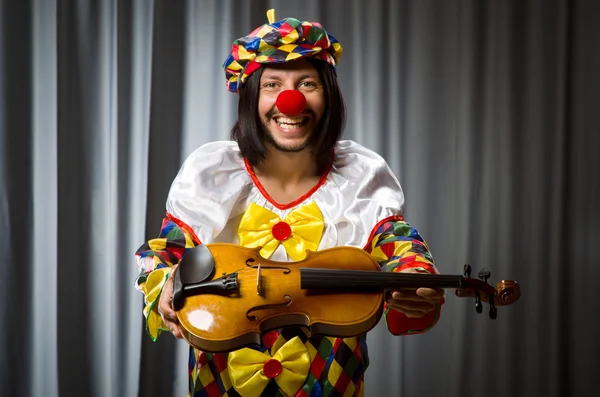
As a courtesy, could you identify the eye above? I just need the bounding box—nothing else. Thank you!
[261,82,279,89]
[298,81,319,91]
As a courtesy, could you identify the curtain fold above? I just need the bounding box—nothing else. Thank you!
[53,0,155,395]
[1,1,598,396]
[1,1,36,395]
[31,1,59,396]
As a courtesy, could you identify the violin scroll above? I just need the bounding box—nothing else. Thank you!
[496,280,521,305]
[455,265,521,319]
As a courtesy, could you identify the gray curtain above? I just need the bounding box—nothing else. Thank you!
[1,0,598,396]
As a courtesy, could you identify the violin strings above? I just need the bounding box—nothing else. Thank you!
[209,267,463,290]
[229,267,462,281]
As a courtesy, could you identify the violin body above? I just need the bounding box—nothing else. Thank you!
[174,244,384,353]
[172,243,521,353]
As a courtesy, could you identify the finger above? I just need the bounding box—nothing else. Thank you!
[160,308,183,337]
[392,290,440,303]
[388,300,436,313]
[391,290,419,300]
[416,288,444,300]
[156,267,184,339]
[162,317,184,339]
[159,293,179,320]
[161,308,179,324]
[158,270,179,317]
[158,291,176,314]
[169,324,184,339]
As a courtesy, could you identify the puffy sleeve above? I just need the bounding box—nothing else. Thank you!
[134,217,199,340]
[165,141,250,244]
[134,141,250,340]
[366,219,444,335]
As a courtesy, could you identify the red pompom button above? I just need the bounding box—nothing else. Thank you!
[263,359,282,379]
[276,90,306,115]
[272,221,292,241]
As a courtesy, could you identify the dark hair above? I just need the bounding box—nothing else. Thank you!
[230,58,346,172]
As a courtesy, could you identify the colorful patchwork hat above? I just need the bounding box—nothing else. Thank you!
[222,9,343,93]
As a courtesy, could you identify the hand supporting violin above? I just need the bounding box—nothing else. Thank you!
[386,268,445,318]
[157,265,184,339]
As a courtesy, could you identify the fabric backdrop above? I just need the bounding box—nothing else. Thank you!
[1,0,598,396]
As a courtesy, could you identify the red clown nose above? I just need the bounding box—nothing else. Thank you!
[276,90,307,115]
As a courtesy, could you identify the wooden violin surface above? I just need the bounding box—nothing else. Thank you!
[172,243,521,353]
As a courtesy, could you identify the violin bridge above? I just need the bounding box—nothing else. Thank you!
[256,263,263,296]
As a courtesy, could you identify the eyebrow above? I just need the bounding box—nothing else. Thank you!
[261,72,319,80]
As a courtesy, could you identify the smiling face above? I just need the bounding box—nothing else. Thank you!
[258,59,326,153]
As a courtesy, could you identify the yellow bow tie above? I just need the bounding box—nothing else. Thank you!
[227,336,311,397]
[238,202,324,261]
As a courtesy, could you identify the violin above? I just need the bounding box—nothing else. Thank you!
[172,243,520,353]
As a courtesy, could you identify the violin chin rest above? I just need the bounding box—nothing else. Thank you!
[172,245,216,310]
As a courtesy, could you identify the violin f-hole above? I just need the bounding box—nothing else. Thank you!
[246,295,293,321]
[246,258,292,274]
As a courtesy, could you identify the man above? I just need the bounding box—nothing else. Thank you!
[135,10,444,397]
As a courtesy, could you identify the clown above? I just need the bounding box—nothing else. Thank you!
[135,10,444,397]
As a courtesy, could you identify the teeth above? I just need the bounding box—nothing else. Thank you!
[275,116,305,130]
[277,117,304,124]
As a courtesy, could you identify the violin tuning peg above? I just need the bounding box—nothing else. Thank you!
[463,264,471,278]
[475,291,483,314]
[475,300,483,313]
[478,268,491,283]
[488,295,497,319]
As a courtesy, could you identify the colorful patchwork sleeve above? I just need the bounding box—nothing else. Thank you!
[134,215,200,341]
[366,218,444,335]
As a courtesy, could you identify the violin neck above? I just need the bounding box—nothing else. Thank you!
[300,268,464,291]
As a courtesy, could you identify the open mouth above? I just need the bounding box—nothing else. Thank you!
[274,116,309,131]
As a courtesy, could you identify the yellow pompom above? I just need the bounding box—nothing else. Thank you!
[267,9,275,24]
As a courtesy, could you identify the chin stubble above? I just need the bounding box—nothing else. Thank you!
[262,109,313,153]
